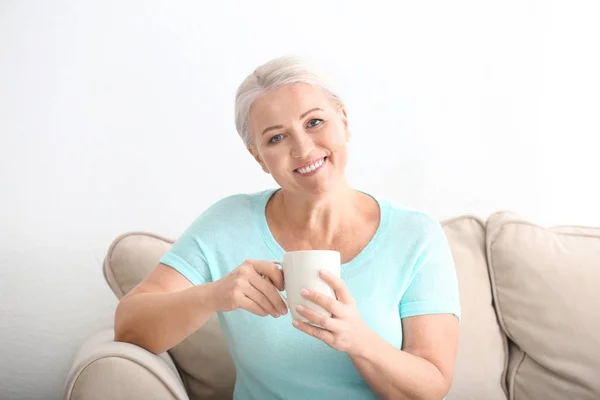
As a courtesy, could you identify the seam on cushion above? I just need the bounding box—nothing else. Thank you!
[103,231,176,299]
[486,220,512,397]
[487,223,513,338]
[441,214,486,230]
[65,352,186,400]
[553,224,600,230]
[508,348,526,400]
[494,220,600,239]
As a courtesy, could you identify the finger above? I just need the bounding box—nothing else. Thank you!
[244,283,280,318]
[292,320,334,345]
[250,260,285,290]
[239,296,269,317]
[295,305,337,331]
[301,288,342,316]
[319,270,353,304]
[250,274,288,315]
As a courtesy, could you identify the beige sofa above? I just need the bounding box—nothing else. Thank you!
[63,211,600,400]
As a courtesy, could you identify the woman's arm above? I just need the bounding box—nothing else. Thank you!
[348,314,458,400]
[115,260,287,354]
[114,264,219,354]
[293,270,459,400]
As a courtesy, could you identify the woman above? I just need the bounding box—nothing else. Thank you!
[114,56,461,400]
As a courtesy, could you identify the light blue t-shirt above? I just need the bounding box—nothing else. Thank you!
[160,188,460,400]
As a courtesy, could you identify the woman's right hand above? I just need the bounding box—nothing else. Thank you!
[210,259,288,318]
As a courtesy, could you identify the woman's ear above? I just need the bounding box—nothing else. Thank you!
[339,104,351,142]
[247,146,270,174]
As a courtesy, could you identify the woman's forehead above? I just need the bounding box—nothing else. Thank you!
[251,84,332,120]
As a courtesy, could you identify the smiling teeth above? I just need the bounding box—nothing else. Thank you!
[297,158,325,174]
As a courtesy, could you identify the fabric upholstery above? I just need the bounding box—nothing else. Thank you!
[487,212,600,400]
[64,328,188,400]
[103,233,236,399]
[441,216,508,400]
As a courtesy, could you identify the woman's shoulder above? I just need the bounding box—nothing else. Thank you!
[208,190,268,209]
[185,189,273,233]
[378,197,444,240]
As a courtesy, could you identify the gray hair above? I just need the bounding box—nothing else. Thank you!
[234,56,344,147]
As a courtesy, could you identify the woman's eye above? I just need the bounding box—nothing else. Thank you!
[269,134,284,144]
[307,119,323,128]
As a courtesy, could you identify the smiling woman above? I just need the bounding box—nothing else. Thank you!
[114,56,461,400]
[245,81,350,197]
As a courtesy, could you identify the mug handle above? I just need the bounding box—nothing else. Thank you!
[269,260,288,308]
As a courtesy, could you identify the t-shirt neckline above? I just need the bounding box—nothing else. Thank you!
[255,188,390,273]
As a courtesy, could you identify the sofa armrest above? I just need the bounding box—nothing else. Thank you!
[64,328,189,400]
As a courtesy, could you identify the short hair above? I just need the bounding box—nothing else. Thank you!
[234,56,343,146]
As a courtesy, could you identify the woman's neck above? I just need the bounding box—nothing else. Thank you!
[272,183,359,240]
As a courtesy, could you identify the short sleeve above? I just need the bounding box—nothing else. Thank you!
[399,219,461,321]
[160,225,211,286]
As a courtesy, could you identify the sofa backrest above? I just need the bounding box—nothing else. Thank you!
[486,212,600,400]
[103,215,511,400]
[441,216,508,400]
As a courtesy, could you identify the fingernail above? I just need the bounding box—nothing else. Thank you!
[300,289,309,296]
[296,305,304,312]
[292,320,300,327]
[273,313,280,318]
[281,308,288,315]
[320,269,329,275]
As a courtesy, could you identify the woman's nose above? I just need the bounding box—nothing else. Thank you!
[290,132,315,159]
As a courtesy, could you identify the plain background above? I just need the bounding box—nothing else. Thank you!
[1,1,599,399]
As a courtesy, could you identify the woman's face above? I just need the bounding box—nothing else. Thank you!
[248,83,350,197]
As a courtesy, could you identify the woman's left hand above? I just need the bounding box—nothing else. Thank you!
[293,269,374,355]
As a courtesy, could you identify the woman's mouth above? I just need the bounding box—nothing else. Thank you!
[294,157,327,176]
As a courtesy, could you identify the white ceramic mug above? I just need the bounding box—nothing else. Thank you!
[272,250,341,323]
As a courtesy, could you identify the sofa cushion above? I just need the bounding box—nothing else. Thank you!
[441,216,508,400]
[104,232,236,399]
[486,212,600,400]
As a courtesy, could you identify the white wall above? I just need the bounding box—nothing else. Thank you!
[1,1,599,398]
